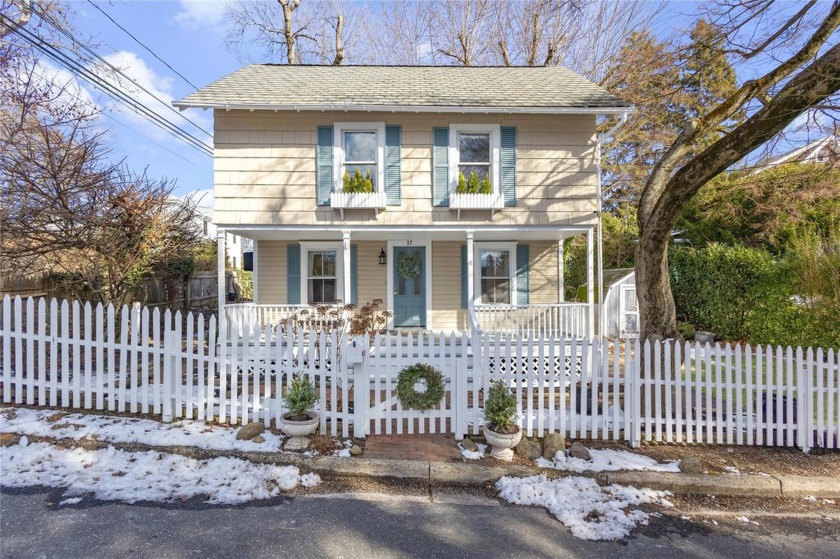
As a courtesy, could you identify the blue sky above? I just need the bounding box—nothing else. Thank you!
[66,0,239,196]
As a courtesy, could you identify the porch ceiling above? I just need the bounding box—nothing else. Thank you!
[222,224,592,242]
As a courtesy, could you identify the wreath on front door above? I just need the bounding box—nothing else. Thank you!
[396,363,445,411]
[396,252,422,280]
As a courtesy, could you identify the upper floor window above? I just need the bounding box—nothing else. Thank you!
[449,124,501,194]
[458,133,490,182]
[334,122,385,193]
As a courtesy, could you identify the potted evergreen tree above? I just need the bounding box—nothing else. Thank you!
[279,376,320,450]
[483,381,521,461]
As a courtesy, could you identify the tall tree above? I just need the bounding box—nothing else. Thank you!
[635,0,840,342]
[601,21,741,205]
[224,0,352,64]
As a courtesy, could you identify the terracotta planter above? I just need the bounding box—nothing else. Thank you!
[279,412,320,450]
[484,425,522,462]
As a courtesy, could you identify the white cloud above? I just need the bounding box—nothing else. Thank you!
[87,50,212,148]
[174,0,231,30]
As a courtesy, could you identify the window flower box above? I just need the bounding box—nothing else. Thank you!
[330,191,387,218]
[450,192,504,218]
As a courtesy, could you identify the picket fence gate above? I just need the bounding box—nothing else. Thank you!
[1,296,838,452]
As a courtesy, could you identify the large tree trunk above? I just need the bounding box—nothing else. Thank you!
[635,233,678,343]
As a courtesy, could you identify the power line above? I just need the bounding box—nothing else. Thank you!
[99,112,205,169]
[7,18,213,156]
[86,0,201,91]
[30,5,212,139]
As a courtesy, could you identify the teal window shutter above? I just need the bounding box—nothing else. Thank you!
[461,244,468,309]
[287,244,301,304]
[432,127,449,207]
[385,125,401,206]
[316,126,333,206]
[350,244,358,305]
[516,244,529,305]
[501,127,516,207]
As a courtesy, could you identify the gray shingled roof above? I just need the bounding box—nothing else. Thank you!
[174,65,630,113]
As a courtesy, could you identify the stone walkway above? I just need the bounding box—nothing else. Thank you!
[363,434,463,462]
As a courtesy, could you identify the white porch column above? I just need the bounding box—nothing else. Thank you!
[217,229,226,319]
[342,230,351,305]
[557,238,565,302]
[466,230,475,330]
[586,227,595,339]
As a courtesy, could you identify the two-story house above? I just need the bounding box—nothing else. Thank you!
[174,65,631,337]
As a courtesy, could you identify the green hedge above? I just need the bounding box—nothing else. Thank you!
[669,244,802,346]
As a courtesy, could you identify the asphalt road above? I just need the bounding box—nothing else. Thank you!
[2,489,839,559]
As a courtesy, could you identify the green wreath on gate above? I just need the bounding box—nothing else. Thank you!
[396,363,445,411]
[396,252,422,280]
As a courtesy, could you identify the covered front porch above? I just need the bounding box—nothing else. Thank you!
[217,225,597,338]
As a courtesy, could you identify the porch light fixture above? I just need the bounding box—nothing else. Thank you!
[378,247,387,265]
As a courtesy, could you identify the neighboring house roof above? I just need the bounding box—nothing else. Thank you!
[760,135,839,170]
[173,65,631,114]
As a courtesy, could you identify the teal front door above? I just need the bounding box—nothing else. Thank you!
[393,246,426,328]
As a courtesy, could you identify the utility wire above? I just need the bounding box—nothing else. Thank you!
[8,18,213,156]
[86,0,201,91]
[30,5,212,138]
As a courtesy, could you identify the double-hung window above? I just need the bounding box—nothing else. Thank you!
[300,242,343,304]
[449,124,501,194]
[458,133,491,183]
[474,242,517,305]
[333,122,386,192]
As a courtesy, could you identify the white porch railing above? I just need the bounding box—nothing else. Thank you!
[473,303,590,338]
[226,304,307,328]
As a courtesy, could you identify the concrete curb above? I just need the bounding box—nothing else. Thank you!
[604,472,783,497]
[777,475,840,498]
[5,433,837,498]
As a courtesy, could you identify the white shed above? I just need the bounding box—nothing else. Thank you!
[602,269,639,339]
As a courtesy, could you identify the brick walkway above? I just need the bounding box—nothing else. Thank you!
[363,434,463,462]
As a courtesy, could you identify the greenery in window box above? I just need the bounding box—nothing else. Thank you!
[484,380,518,434]
[284,375,319,418]
[479,175,492,194]
[342,169,374,193]
[456,171,492,195]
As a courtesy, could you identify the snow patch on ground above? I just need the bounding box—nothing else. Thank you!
[333,439,353,457]
[496,475,672,541]
[1,408,285,451]
[0,441,320,505]
[458,443,487,460]
[535,448,680,473]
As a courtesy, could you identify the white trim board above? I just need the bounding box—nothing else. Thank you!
[173,101,635,116]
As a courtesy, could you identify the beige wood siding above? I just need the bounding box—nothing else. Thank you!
[354,241,387,306]
[213,111,597,227]
[529,241,560,304]
[431,241,468,331]
[255,240,288,304]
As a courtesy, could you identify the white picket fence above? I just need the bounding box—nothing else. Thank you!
[1,296,838,452]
